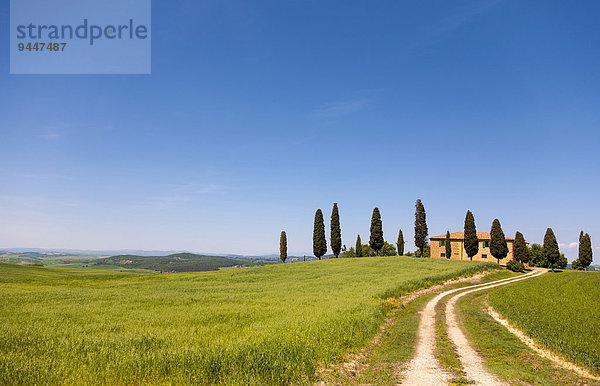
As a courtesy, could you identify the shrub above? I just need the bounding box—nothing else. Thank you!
[506,260,525,272]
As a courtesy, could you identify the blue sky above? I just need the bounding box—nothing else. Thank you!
[1,1,599,261]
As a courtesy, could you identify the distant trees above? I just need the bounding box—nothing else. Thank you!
[369,207,384,256]
[578,231,593,271]
[414,199,428,257]
[445,231,452,259]
[464,210,479,261]
[330,203,342,258]
[490,219,508,264]
[280,231,287,263]
[313,209,327,260]
[513,232,529,265]
[397,229,405,256]
[543,228,560,272]
[356,235,363,257]
[572,259,584,270]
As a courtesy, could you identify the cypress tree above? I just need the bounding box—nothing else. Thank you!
[543,228,560,272]
[513,231,529,265]
[490,219,509,264]
[356,235,363,257]
[445,231,452,259]
[397,229,405,256]
[313,209,327,260]
[464,210,479,261]
[369,207,384,256]
[280,231,287,263]
[414,199,428,257]
[579,231,593,271]
[330,203,342,258]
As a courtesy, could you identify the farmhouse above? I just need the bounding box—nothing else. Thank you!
[430,232,515,263]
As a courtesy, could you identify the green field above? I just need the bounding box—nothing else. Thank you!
[0,257,495,384]
[489,271,600,375]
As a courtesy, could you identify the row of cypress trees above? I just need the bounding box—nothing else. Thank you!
[280,200,431,260]
[279,203,593,270]
[305,200,424,259]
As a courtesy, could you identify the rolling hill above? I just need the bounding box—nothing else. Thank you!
[94,252,272,272]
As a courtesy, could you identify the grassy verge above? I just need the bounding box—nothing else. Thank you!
[0,258,495,384]
[489,271,600,375]
[356,293,435,385]
[456,280,597,384]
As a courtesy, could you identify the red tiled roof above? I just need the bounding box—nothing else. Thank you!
[430,232,514,241]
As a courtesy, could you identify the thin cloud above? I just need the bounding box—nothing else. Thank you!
[313,98,372,119]
[167,183,227,195]
[149,183,227,209]
[416,0,502,47]
[559,242,579,248]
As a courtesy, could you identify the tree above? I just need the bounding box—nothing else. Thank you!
[415,245,430,257]
[490,219,509,264]
[543,228,560,272]
[356,234,363,257]
[313,209,327,260]
[529,243,546,267]
[361,244,376,257]
[513,231,529,265]
[445,231,452,259]
[279,231,287,263]
[414,199,428,257]
[369,207,384,256]
[380,241,397,256]
[579,231,593,271]
[342,247,355,258]
[330,203,342,258]
[464,210,479,261]
[397,229,405,256]
[557,253,568,270]
[571,259,583,270]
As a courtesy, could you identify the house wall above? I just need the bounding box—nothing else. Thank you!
[430,238,514,264]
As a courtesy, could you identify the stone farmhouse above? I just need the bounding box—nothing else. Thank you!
[429,232,516,264]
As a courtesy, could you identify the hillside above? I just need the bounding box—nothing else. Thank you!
[0,257,495,384]
[94,253,272,272]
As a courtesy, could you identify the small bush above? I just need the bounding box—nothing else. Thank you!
[506,260,525,272]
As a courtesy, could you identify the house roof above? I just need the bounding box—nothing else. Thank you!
[430,232,514,241]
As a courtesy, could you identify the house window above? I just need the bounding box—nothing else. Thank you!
[482,254,488,259]
[439,240,446,247]
[482,241,489,248]
[441,253,446,258]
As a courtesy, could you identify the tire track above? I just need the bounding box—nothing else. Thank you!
[400,271,541,385]
[444,269,546,385]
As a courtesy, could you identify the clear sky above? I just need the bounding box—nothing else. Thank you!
[1,1,599,261]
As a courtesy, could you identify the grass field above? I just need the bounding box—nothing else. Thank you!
[488,271,600,375]
[455,276,596,384]
[0,257,495,384]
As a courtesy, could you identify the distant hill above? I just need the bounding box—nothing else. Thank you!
[95,253,273,272]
